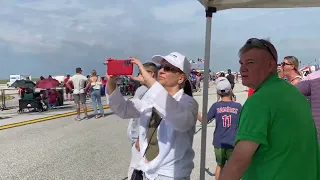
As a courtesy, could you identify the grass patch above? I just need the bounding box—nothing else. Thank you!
[0,80,8,84]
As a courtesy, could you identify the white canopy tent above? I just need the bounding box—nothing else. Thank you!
[196,1,320,179]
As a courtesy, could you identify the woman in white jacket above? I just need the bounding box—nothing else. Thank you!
[106,52,198,180]
[127,62,158,179]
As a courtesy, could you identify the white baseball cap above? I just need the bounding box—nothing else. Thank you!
[216,77,231,94]
[152,52,190,77]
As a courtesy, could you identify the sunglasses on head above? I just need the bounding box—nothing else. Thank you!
[246,38,276,61]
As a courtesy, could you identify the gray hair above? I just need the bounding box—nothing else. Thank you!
[238,38,278,63]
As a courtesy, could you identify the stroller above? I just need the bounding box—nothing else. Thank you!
[18,92,48,113]
[18,98,48,113]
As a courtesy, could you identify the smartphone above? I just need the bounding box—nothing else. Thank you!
[107,59,133,75]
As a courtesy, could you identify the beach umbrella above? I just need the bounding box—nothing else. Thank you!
[11,80,36,89]
[36,78,60,89]
[195,1,320,179]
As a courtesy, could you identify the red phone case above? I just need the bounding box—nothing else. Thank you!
[107,59,133,75]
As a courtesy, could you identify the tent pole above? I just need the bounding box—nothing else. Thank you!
[199,6,216,180]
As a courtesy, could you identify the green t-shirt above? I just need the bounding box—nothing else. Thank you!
[236,73,320,180]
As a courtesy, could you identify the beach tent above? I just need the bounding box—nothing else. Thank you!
[300,65,312,72]
[196,1,320,179]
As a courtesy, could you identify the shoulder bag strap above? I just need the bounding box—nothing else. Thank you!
[142,111,162,157]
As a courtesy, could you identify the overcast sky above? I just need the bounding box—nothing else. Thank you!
[0,0,320,78]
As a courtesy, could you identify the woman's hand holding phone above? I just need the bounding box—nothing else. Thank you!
[105,58,118,83]
[129,57,156,88]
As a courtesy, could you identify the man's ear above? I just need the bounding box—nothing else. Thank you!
[270,61,277,73]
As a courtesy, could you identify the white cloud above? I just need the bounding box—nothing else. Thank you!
[15,0,81,11]
[152,1,203,23]
[0,0,319,78]
[0,0,128,53]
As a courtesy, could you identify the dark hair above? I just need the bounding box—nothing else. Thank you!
[219,72,225,77]
[183,79,193,97]
[218,91,231,97]
[67,74,70,77]
[76,67,82,73]
[239,38,278,63]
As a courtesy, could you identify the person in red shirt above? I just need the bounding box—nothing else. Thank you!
[248,88,254,97]
[101,76,107,97]
[64,75,72,101]
[101,77,107,86]
[18,87,26,98]
[48,89,58,108]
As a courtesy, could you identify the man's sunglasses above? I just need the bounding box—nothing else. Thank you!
[246,38,277,61]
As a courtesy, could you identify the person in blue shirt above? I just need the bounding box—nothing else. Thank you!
[198,77,242,180]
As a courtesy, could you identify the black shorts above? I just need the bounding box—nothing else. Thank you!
[231,84,235,90]
[65,88,72,94]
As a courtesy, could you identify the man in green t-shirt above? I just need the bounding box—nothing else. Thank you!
[219,38,320,180]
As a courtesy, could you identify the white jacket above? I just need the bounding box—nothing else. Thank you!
[127,85,148,143]
[109,82,199,180]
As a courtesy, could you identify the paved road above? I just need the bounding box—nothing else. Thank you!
[0,109,132,180]
[0,84,247,180]
[0,111,218,180]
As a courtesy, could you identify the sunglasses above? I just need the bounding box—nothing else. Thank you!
[159,65,181,73]
[246,38,276,61]
[281,62,293,67]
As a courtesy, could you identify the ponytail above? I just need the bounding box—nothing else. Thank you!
[183,79,193,97]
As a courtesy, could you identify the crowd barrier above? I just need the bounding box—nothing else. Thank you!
[0,89,19,110]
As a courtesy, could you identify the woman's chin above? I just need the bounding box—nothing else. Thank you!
[158,79,165,86]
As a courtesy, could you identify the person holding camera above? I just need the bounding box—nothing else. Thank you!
[126,62,158,179]
[106,52,198,180]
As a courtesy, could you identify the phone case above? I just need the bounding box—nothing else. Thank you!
[107,59,133,75]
